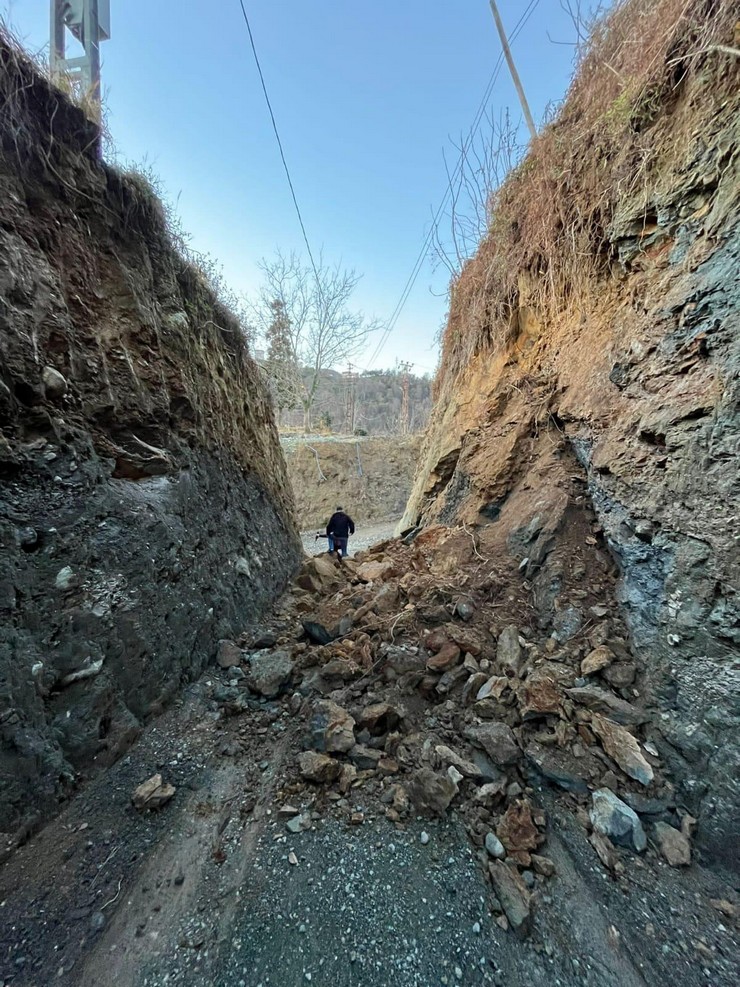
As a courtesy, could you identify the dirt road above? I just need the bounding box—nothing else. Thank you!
[1,649,736,987]
[301,519,398,558]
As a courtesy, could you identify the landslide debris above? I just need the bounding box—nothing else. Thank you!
[192,525,736,951]
[1,528,738,986]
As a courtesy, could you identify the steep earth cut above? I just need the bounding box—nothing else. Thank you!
[0,37,301,843]
[402,0,739,872]
[282,433,422,529]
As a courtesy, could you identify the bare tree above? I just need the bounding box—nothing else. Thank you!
[432,109,523,277]
[249,252,381,432]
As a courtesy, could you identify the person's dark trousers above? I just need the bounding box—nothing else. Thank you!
[334,536,349,557]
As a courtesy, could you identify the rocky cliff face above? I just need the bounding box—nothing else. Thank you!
[403,1,739,871]
[0,38,301,840]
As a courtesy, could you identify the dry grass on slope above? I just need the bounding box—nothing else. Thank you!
[436,0,739,398]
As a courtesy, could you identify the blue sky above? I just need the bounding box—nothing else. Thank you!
[3,1,583,373]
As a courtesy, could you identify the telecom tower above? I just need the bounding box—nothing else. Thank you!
[343,363,358,434]
[50,1,111,121]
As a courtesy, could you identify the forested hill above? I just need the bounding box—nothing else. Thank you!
[265,365,433,434]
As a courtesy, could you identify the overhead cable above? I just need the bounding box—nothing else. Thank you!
[366,0,541,369]
[236,0,323,292]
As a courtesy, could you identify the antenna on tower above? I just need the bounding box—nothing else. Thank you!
[50,1,111,129]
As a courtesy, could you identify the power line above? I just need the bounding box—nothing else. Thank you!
[366,0,541,369]
[236,0,323,291]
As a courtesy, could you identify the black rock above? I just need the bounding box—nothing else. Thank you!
[302,620,334,645]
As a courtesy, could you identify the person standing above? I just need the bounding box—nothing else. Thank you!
[326,505,355,559]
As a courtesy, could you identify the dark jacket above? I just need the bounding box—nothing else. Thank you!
[327,511,355,539]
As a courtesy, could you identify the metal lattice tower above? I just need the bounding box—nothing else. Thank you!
[343,363,358,434]
[50,1,111,122]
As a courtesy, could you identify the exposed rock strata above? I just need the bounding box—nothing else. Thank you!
[402,16,739,870]
[0,37,301,838]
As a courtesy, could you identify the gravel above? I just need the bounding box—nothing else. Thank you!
[301,519,399,558]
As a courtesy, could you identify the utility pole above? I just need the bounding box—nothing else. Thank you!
[50,1,111,125]
[343,363,357,434]
[488,0,537,141]
[398,361,412,435]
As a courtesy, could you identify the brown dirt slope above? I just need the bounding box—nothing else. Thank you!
[403,0,740,872]
[0,35,301,844]
[282,434,422,529]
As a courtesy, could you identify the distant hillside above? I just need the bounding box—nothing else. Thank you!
[255,363,433,434]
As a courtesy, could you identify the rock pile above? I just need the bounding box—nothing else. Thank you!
[206,522,697,935]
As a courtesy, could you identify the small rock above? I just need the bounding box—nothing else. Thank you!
[309,700,356,753]
[590,713,653,786]
[566,685,650,725]
[589,788,646,852]
[427,642,461,673]
[530,854,555,877]
[286,813,311,834]
[132,774,176,810]
[476,676,509,702]
[298,751,341,784]
[455,601,475,621]
[488,861,531,934]
[302,620,334,645]
[288,851,298,865]
[485,832,506,860]
[55,566,76,591]
[497,799,541,856]
[589,830,621,872]
[356,702,403,735]
[496,626,523,675]
[465,722,521,767]
[251,630,278,649]
[247,650,294,698]
[434,744,480,778]
[603,662,637,688]
[653,822,691,867]
[407,767,458,815]
[339,763,357,794]
[420,831,430,845]
[356,560,395,582]
[216,639,242,669]
[581,645,615,677]
[348,744,382,771]
[42,366,68,400]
